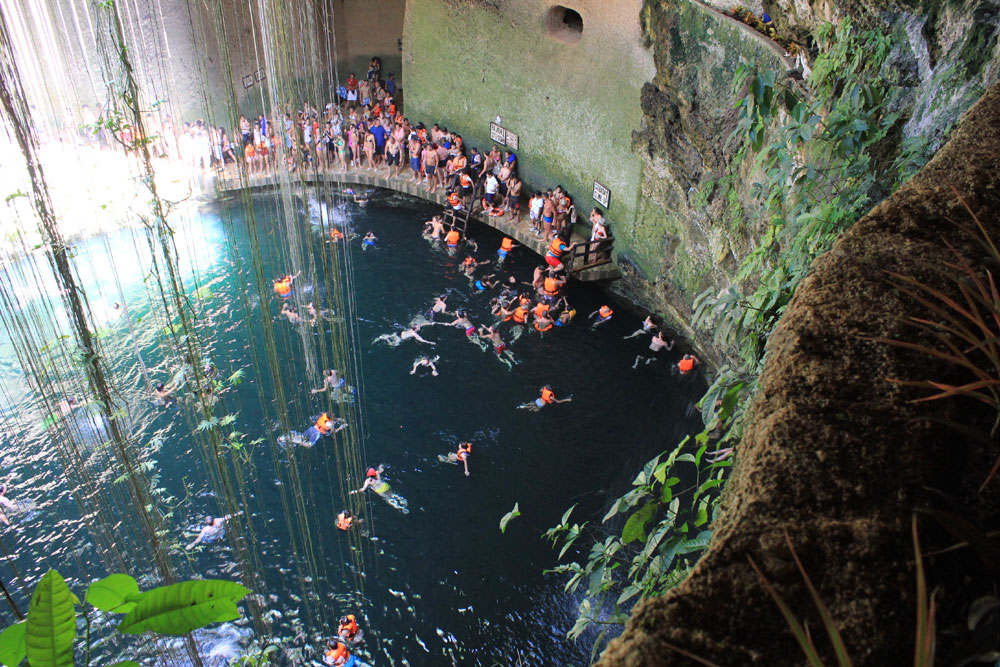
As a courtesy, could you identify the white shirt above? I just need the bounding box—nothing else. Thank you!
[485,174,499,194]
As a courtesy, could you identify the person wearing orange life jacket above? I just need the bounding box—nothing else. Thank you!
[338,615,364,644]
[445,227,461,247]
[534,308,555,333]
[323,640,359,666]
[545,231,578,271]
[273,271,300,298]
[541,273,565,300]
[458,171,474,202]
[301,412,347,446]
[447,190,463,211]
[589,304,614,327]
[511,303,529,324]
[532,302,550,320]
[677,354,701,375]
[336,510,353,531]
[497,237,517,260]
[329,228,344,242]
[521,385,573,410]
[445,441,472,476]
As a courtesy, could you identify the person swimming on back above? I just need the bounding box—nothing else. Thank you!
[350,465,408,513]
[589,305,614,327]
[186,513,239,550]
[520,385,572,411]
[410,355,440,376]
[362,232,377,249]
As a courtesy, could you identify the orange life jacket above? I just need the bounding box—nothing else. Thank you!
[316,413,334,435]
[336,513,352,531]
[543,277,560,296]
[598,305,613,319]
[463,256,475,266]
[339,615,359,637]
[501,238,513,252]
[446,230,460,246]
[541,387,555,403]
[325,642,348,664]
[512,306,528,324]
[330,229,344,241]
[548,237,565,257]
[448,193,461,207]
[679,357,695,373]
[459,173,473,188]
[534,320,553,332]
[274,278,292,295]
[457,442,471,460]
[519,294,531,306]
[533,303,549,319]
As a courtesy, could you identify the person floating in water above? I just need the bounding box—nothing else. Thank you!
[324,640,361,666]
[350,465,409,514]
[520,385,572,411]
[336,509,353,531]
[305,412,348,445]
[312,369,345,394]
[633,331,675,368]
[678,354,701,376]
[374,326,437,347]
[624,315,657,339]
[445,226,461,248]
[273,271,300,298]
[410,355,439,376]
[497,236,517,260]
[440,441,472,476]
[479,325,516,370]
[361,231,377,250]
[280,302,302,324]
[338,615,364,645]
[329,227,345,243]
[425,295,449,320]
[153,377,182,406]
[186,513,238,550]
[0,484,17,526]
[589,304,614,327]
[552,297,577,327]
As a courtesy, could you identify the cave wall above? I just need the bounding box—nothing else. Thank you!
[401,0,654,240]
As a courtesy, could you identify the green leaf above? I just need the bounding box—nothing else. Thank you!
[622,502,657,545]
[25,570,77,667]
[560,504,576,526]
[499,503,521,534]
[0,622,26,667]
[86,574,140,614]
[117,580,249,635]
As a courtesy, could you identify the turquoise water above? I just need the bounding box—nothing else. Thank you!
[0,188,705,665]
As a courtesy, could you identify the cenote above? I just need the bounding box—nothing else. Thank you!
[0,189,704,665]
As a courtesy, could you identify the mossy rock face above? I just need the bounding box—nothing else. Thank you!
[598,78,1000,667]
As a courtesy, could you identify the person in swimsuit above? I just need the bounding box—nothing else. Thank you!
[186,513,238,550]
[409,355,440,376]
[633,331,675,368]
[312,369,346,394]
[625,315,657,339]
[351,465,408,513]
[362,232,378,249]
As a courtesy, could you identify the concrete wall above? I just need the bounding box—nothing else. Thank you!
[402,0,654,240]
[332,0,405,87]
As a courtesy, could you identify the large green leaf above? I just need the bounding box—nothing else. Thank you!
[25,570,77,667]
[621,502,657,545]
[499,503,521,534]
[117,580,249,635]
[86,575,140,614]
[0,621,26,667]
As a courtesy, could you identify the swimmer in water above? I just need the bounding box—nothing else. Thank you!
[153,378,181,406]
[303,412,348,446]
[677,354,701,376]
[350,465,409,513]
[423,215,445,240]
[624,315,657,339]
[312,369,346,394]
[519,385,572,411]
[324,640,357,666]
[336,510,354,531]
[633,331,675,368]
[426,295,449,320]
[56,396,80,416]
[0,484,16,526]
[400,326,436,346]
[473,274,499,293]
[552,297,577,327]
[362,231,377,250]
[479,325,516,370]
[280,302,302,324]
[441,441,472,476]
[186,513,238,550]
[337,615,364,645]
[589,305,614,327]
[410,355,440,376]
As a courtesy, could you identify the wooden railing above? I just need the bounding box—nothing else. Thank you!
[564,236,615,274]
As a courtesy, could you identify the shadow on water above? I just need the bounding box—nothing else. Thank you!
[0,190,706,665]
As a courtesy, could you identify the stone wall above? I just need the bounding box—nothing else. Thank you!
[402,0,654,245]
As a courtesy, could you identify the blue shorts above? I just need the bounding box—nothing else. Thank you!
[304,426,322,445]
[535,398,545,408]
[363,239,376,247]
[497,249,508,258]
[410,157,420,171]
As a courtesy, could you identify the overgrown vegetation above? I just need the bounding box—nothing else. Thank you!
[544,19,936,660]
[0,569,248,667]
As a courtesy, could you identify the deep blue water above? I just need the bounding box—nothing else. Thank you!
[0,188,705,665]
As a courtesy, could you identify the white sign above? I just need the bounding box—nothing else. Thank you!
[504,129,518,150]
[489,123,505,143]
[593,181,610,207]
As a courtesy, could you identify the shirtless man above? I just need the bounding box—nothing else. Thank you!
[633,331,675,368]
[186,513,238,550]
[423,143,440,193]
[400,326,436,346]
[407,135,423,182]
[280,302,302,324]
[312,369,345,394]
[541,192,556,241]
[423,215,445,240]
[506,177,523,223]
[624,315,657,339]
[427,295,450,319]
[0,484,17,526]
[409,355,440,376]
